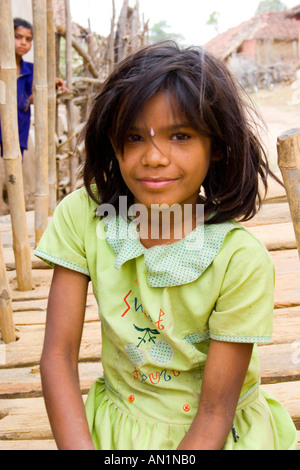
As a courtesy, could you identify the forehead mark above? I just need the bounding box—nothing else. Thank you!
[150,127,155,137]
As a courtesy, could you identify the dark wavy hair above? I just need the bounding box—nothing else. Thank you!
[14,18,33,33]
[83,41,279,224]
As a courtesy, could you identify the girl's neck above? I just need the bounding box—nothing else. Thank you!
[137,204,204,249]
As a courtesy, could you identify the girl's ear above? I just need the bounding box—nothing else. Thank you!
[211,149,224,162]
[210,141,225,162]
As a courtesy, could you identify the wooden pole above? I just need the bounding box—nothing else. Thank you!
[0,0,32,292]
[277,128,300,257]
[0,231,15,343]
[64,0,77,190]
[131,1,140,53]
[33,0,49,244]
[56,26,99,79]
[116,0,129,63]
[109,0,116,72]
[47,0,57,216]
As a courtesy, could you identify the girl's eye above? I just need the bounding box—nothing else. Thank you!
[171,133,191,141]
[127,134,143,143]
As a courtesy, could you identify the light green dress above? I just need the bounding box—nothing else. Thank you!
[35,187,297,450]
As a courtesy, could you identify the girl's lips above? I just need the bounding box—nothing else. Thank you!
[138,178,178,189]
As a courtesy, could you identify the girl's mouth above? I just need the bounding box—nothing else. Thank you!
[138,178,178,189]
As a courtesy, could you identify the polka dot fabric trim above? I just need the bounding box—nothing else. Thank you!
[34,249,90,276]
[105,215,238,287]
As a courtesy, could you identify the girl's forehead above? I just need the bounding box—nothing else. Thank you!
[133,92,185,125]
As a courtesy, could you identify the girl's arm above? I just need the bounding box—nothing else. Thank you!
[177,339,253,450]
[40,265,95,450]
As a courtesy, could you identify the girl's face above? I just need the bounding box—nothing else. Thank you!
[14,26,33,58]
[115,92,212,210]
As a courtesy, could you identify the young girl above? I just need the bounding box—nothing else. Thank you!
[35,41,297,450]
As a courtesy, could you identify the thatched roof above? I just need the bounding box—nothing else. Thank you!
[205,7,300,60]
[286,4,300,19]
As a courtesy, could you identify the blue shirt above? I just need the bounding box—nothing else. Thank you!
[0,58,33,151]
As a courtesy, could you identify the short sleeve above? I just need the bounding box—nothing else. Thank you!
[209,231,275,344]
[34,188,90,276]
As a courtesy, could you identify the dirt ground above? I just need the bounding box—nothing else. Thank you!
[250,83,300,171]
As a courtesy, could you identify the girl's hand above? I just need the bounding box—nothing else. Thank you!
[177,340,253,450]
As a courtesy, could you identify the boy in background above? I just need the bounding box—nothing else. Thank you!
[0,17,67,158]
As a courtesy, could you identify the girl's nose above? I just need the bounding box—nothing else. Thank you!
[141,141,170,167]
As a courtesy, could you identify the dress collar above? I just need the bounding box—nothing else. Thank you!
[105,214,237,287]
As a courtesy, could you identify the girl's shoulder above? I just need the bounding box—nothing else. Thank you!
[49,186,100,239]
[225,221,271,253]
[217,220,274,272]
[204,219,271,259]
[34,187,99,274]
[55,186,99,214]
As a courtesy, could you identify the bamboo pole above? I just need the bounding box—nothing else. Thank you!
[33,0,49,244]
[0,231,15,343]
[130,1,140,53]
[109,0,116,72]
[47,0,57,216]
[56,26,99,79]
[277,128,300,257]
[64,0,77,190]
[0,0,32,292]
[55,31,61,204]
[116,0,129,63]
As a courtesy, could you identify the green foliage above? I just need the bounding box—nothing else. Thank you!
[206,11,220,33]
[149,20,185,45]
[255,0,287,15]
